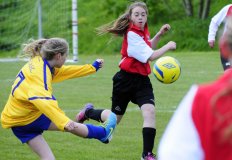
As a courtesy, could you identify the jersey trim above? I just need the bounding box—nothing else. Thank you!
[28,95,56,100]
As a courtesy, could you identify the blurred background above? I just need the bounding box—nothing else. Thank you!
[0,0,231,58]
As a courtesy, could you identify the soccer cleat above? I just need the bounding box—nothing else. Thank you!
[76,103,94,123]
[100,112,117,144]
[141,152,156,160]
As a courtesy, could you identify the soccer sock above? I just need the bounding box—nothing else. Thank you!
[142,127,156,156]
[85,124,106,140]
[86,109,104,122]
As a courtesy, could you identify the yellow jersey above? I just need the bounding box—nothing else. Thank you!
[1,56,96,131]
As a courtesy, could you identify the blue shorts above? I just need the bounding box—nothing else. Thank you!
[12,114,51,143]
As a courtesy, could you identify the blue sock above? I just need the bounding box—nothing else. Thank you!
[86,124,106,140]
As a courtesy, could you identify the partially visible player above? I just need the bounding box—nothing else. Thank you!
[208,4,232,70]
[1,38,117,160]
[159,16,232,160]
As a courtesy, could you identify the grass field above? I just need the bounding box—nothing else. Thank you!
[0,51,223,160]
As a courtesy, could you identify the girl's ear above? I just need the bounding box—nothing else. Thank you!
[219,35,232,59]
[55,53,61,60]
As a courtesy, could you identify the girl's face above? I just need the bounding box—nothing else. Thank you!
[130,6,147,30]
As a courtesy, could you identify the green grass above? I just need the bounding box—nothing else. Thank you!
[0,51,223,160]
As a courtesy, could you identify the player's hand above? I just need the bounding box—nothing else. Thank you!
[92,59,104,71]
[208,40,215,48]
[166,41,176,50]
[159,24,171,36]
[65,121,78,131]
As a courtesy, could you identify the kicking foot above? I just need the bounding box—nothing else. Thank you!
[100,112,117,144]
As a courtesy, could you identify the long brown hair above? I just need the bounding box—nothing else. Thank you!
[22,38,69,60]
[211,16,232,142]
[96,1,148,36]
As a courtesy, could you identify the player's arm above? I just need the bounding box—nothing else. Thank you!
[28,75,70,131]
[158,85,204,160]
[127,31,176,63]
[208,5,230,46]
[52,59,103,83]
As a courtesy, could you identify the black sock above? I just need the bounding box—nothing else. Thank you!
[85,109,104,122]
[142,127,156,156]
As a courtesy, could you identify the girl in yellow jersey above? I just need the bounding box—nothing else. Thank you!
[1,38,116,159]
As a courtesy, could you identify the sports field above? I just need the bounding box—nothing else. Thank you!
[0,51,222,159]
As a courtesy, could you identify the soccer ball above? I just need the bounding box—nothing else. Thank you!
[153,56,181,84]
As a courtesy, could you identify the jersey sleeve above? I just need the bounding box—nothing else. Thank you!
[52,64,96,83]
[158,85,204,160]
[208,5,230,41]
[127,31,153,63]
[28,74,70,131]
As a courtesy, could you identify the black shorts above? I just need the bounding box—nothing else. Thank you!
[111,70,155,115]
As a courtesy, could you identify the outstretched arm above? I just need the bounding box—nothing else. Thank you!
[127,31,176,63]
[52,59,104,83]
[148,41,176,62]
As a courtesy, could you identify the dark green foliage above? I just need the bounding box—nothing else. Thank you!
[0,0,231,57]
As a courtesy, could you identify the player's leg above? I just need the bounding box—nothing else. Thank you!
[76,70,130,124]
[48,117,116,143]
[11,114,55,160]
[27,135,55,160]
[76,103,112,123]
[111,70,132,124]
[135,76,156,160]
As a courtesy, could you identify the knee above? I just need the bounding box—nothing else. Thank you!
[142,105,155,120]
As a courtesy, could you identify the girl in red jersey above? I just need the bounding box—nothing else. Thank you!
[158,16,232,160]
[76,1,176,160]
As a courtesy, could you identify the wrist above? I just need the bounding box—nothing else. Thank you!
[92,60,100,71]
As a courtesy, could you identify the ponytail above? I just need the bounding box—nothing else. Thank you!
[21,38,68,60]
[22,39,47,58]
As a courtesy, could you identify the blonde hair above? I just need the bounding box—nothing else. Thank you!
[211,16,232,142]
[97,1,148,36]
[22,38,69,60]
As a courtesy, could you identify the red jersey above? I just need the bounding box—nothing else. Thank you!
[158,69,232,160]
[119,23,152,76]
[226,5,232,16]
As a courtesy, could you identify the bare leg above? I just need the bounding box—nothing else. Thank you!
[27,135,55,160]
[48,122,89,137]
[140,103,156,158]
[48,110,117,143]
[141,104,155,128]
[100,109,111,122]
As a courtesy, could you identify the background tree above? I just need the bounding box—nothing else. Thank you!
[199,0,211,19]
[183,0,193,17]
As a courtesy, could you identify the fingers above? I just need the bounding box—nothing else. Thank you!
[167,41,176,50]
[208,41,215,48]
[159,24,171,35]
[96,59,104,68]
[163,24,171,31]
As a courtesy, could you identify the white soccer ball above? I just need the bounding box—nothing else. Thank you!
[153,56,181,84]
